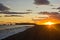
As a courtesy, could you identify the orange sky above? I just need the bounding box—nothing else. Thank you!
[34,18,60,25]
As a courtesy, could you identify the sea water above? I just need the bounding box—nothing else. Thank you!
[0,25,34,39]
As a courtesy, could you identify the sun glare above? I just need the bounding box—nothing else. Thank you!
[43,22,57,30]
[44,22,55,25]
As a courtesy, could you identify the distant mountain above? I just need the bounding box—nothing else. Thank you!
[15,23,36,25]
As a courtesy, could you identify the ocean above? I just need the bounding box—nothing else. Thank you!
[0,25,34,39]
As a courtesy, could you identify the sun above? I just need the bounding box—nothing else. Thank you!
[44,22,55,25]
[43,22,56,30]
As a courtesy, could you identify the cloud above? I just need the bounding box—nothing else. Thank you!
[57,7,60,12]
[4,14,23,17]
[34,0,50,5]
[38,12,60,20]
[57,7,60,9]
[52,7,60,12]
[0,3,10,11]
[52,8,56,9]
[49,12,60,20]
[26,9,32,11]
[59,11,60,12]
[5,12,30,14]
[52,7,60,9]
[50,5,54,6]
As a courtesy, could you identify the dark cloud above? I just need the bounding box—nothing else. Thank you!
[52,7,60,9]
[26,9,32,11]
[56,7,60,12]
[4,15,23,17]
[38,12,60,20]
[0,3,10,12]
[34,0,50,5]
[51,15,60,20]
[52,7,60,12]
[57,7,60,9]
[49,12,60,20]
[0,12,31,14]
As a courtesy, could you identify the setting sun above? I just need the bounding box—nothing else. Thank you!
[44,22,55,25]
[43,22,56,30]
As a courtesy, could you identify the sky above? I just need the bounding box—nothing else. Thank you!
[0,0,60,12]
[0,0,60,24]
